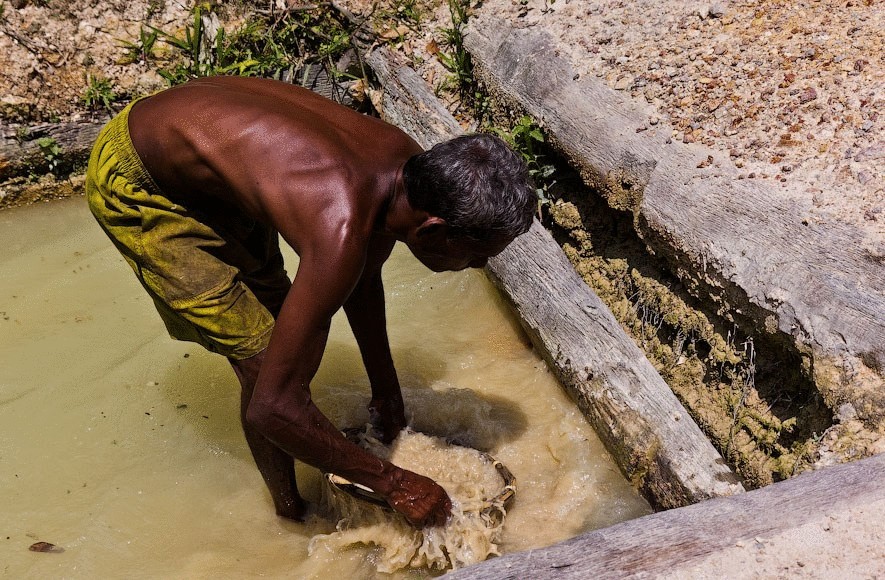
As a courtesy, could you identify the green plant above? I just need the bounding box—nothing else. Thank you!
[393,0,423,28]
[436,0,473,99]
[82,74,117,111]
[492,116,557,207]
[151,6,209,83]
[145,0,164,20]
[152,6,355,85]
[36,137,62,175]
[118,26,160,64]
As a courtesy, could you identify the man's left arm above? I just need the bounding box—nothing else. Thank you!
[343,236,406,443]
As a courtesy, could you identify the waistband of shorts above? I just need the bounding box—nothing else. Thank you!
[101,95,165,198]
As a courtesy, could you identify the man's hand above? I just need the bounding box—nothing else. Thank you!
[368,396,407,444]
[385,468,452,528]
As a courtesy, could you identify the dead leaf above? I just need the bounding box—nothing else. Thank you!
[379,25,410,41]
[697,155,714,168]
[29,541,64,553]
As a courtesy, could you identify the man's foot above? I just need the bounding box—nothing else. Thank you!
[274,494,308,521]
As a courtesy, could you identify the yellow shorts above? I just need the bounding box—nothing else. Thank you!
[85,98,290,360]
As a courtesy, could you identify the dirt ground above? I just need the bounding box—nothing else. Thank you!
[0,0,192,123]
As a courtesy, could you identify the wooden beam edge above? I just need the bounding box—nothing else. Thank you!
[447,451,885,579]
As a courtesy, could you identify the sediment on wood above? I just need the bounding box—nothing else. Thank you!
[365,45,744,508]
[542,179,831,487]
[463,17,885,465]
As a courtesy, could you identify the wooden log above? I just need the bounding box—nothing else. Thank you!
[487,220,744,507]
[0,118,108,180]
[449,451,885,579]
[464,18,885,424]
[364,48,463,147]
[364,45,744,508]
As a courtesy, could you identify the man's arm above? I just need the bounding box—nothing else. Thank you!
[343,236,406,443]
[245,226,450,527]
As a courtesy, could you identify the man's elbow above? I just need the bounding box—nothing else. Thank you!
[244,390,310,440]
[245,395,293,438]
[244,400,273,434]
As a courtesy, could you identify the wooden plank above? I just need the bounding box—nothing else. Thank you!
[1,119,107,180]
[364,45,744,508]
[449,452,885,579]
[364,47,463,147]
[463,18,885,424]
[486,221,744,507]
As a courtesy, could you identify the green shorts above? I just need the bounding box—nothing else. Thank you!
[85,98,290,360]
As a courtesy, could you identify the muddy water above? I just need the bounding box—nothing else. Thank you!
[1,198,650,578]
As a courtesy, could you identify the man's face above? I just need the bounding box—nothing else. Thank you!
[408,234,514,273]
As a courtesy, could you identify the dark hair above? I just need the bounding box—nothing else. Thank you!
[402,133,536,241]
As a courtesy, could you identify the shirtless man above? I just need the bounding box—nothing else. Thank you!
[85,75,536,528]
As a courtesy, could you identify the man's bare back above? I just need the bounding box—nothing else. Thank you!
[88,76,536,529]
[128,75,420,252]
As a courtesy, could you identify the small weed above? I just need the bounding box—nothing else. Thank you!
[146,0,164,21]
[82,74,117,111]
[151,6,209,83]
[118,26,160,65]
[15,126,30,142]
[436,0,473,99]
[394,0,423,28]
[36,137,62,176]
[492,116,557,208]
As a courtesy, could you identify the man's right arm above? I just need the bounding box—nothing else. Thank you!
[244,225,450,527]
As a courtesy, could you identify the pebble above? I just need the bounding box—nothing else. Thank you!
[799,87,818,103]
[854,142,885,162]
[709,3,726,18]
[614,76,633,90]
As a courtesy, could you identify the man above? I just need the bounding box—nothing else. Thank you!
[86,75,536,528]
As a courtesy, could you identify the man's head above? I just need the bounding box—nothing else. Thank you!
[402,133,536,271]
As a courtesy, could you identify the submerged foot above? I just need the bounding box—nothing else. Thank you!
[274,494,308,522]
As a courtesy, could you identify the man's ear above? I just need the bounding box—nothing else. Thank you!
[416,216,448,238]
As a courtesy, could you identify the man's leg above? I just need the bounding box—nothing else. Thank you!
[229,350,306,521]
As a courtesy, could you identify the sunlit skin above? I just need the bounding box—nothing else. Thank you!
[127,76,513,528]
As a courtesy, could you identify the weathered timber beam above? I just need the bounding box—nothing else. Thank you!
[449,451,885,579]
[365,46,744,508]
[464,17,885,423]
[1,118,108,180]
[364,48,463,147]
